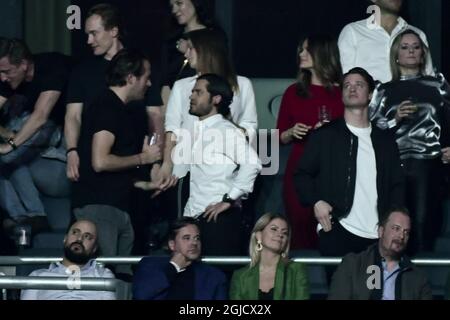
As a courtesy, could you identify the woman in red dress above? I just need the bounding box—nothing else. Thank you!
[277,35,344,249]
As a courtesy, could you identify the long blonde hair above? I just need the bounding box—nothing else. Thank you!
[249,213,291,267]
[390,29,429,81]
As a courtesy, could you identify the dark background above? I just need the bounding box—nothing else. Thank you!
[70,0,448,79]
[0,0,447,79]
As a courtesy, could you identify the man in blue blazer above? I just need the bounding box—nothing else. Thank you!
[133,217,228,300]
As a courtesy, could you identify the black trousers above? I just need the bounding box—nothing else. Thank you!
[198,207,244,257]
[319,222,377,284]
[403,158,444,253]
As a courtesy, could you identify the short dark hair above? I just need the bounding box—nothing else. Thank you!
[0,37,33,65]
[87,3,125,40]
[168,217,200,242]
[379,206,411,228]
[343,67,376,92]
[106,49,149,87]
[197,73,233,117]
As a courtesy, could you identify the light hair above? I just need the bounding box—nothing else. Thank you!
[390,29,429,81]
[249,213,291,267]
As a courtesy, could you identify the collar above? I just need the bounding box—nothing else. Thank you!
[170,261,186,273]
[198,114,224,129]
[50,259,97,273]
[364,16,407,32]
[400,74,422,81]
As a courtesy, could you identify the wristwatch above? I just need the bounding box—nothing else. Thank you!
[222,193,235,205]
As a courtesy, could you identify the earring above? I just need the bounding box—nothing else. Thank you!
[256,240,263,252]
[281,252,286,258]
[396,59,399,64]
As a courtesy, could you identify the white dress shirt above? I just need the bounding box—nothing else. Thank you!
[20,260,116,300]
[165,75,258,178]
[338,17,434,83]
[183,114,262,217]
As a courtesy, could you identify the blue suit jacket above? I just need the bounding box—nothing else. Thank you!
[133,257,228,300]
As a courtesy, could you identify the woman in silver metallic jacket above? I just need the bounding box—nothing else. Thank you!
[369,29,450,253]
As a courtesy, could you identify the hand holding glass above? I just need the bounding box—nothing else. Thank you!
[318,105,331,122]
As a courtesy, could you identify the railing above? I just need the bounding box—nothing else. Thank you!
[2,256,450,266]
[0,276,117,291]
[1,255,449,299]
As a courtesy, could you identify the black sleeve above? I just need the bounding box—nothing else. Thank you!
[39,54,70,93]
[294,130,322,207]
[388,133,406,207]
[439,75,450,148]
[91,104,120,136]
[66,64,86,104]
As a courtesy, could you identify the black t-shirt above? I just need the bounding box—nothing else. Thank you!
[67,55,163,109]
[72,89,141,212]
[0,52,71,126]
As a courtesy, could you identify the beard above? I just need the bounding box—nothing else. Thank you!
[64,242,95,265]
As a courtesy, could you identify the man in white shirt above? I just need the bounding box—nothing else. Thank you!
[183,73,261,255]
[21,219,116,300]
[338,0,434,83]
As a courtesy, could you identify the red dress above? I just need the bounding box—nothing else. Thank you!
[277,84,344,249]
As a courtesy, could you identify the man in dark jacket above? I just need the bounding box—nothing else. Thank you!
[328,206,432,300]
[295,67,405,280]
[132,217,227,300]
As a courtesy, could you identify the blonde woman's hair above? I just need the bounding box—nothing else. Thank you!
[390,29,429,81]
[249,213,291,267]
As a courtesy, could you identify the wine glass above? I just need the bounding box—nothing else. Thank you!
[318,105,331,122]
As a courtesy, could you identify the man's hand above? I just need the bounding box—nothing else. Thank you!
[442,147,450,164]
[66,151,80,181]
[314,200,334,232]
[140,136,162,164]
[171,251,192,270]
[134,180,162,192]
[156,163,178,190]
[0,143,13,155]
[203,202,231,223]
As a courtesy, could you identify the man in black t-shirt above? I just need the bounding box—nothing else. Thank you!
[65,3,163,182]
[72,49,161,276]
[0,37,70,234]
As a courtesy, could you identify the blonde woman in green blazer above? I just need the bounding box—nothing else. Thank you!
[230,213,310,300]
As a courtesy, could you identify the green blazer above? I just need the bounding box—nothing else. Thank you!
[229,260,310,300]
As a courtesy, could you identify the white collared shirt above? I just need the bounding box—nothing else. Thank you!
[338,17,434,83]
[183,114,262,217]
[165,75,258,178]
[20,260,116,300]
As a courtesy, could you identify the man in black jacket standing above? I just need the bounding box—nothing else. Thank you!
[295,67,405,280]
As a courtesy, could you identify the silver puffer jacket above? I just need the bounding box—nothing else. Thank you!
[369,73,450,160]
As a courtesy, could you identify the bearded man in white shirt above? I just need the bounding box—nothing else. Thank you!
[182,73,261,256]
[338,0,434,83]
